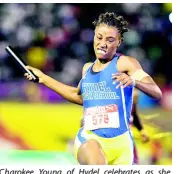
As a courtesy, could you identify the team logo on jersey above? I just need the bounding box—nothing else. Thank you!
[82,81,120,100]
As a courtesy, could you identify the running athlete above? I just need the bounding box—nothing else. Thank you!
[24,12,162,165]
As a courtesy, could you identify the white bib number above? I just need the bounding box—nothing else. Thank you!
[84,104,120,130]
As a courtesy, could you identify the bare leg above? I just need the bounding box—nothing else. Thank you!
[77,139,107,165]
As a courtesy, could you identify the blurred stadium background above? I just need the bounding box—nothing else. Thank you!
[0,3,172,165]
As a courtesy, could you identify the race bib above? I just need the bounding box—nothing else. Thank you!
[84,104,120,130]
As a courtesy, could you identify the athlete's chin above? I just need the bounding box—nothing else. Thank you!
[96,53,108,59]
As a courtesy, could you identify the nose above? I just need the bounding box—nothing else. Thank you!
[99,41,107,49]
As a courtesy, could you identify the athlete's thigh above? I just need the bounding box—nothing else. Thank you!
[74,129,107,165]
[78,139,107,165]
[112,147,134,165]
[108,132,134,165]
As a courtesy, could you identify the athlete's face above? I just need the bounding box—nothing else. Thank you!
[94,24,121,60]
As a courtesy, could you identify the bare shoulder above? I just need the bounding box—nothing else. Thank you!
[117,55,142,72]
[82,62,93,75]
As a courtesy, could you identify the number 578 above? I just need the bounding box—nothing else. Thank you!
[92,114,109,125]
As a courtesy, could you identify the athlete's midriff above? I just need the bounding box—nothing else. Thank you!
[84,104,120,130]
[83,103,129,138]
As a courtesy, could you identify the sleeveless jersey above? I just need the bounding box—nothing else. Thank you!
[80,54,134,138]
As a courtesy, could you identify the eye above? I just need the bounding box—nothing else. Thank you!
[97,36,102,40]
[107,38,115,43]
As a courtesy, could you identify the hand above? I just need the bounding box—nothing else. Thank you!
[112,72,135,88]
[140,130,150,143]
[24,66,45,83]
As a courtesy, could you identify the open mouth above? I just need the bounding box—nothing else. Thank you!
[97,48,106,54]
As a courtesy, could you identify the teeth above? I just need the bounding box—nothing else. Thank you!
[97,50,106,54]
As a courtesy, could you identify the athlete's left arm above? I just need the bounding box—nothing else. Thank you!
[114,56,162,100]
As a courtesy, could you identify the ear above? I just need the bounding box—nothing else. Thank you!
[117,40,121,48]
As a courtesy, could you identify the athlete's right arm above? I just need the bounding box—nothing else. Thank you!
[24,63,92,105]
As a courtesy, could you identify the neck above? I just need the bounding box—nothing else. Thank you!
[99,59,108,64]
[97,54,116,64]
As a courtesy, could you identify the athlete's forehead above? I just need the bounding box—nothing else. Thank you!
[95,24,120,38]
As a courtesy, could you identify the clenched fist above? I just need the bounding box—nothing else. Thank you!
[24,66,45,83]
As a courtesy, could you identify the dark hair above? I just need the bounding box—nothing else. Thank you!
[92,12,129,41]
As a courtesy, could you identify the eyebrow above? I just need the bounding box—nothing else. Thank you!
[96,34,115,39]
[97,33,102,36]
[106,37,115,40]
